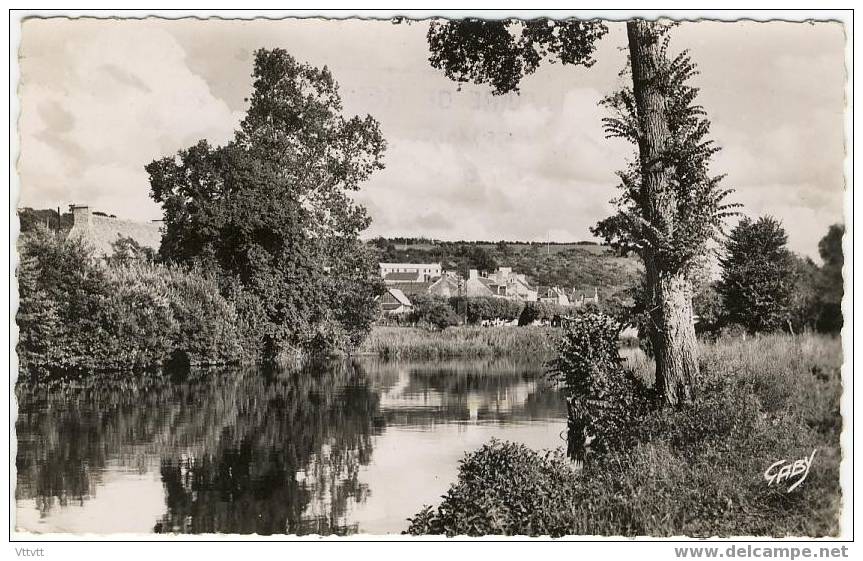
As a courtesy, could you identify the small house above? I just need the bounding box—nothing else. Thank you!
[381,288,413,314]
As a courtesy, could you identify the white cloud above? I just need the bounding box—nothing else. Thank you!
[16,18,847,260]
[17,19,241,220]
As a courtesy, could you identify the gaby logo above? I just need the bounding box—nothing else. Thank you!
[764,449,817,492]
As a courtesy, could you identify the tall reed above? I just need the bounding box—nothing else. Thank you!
[357,325,559,359]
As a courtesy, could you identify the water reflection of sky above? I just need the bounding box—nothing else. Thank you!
[15,357,568,536]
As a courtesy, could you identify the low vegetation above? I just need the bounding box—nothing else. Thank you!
[407,332,842,537]
[357,325,559,359]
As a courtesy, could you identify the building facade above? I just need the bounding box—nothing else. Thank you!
[379,263,442,283]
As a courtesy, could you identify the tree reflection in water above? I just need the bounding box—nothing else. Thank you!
[16,361,383,536]
[153,362,381,535]
[16,356,566,535]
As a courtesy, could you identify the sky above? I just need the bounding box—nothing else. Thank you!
[16,17,847,260]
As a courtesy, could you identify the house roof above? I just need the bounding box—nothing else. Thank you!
[465,277,494,297]
[428,276,461,297]
[388,281,432,295]
[385,271,422,282]
[387,288,412,306]
[477,277,499,288]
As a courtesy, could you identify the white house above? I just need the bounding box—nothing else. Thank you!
[379,262,442,283]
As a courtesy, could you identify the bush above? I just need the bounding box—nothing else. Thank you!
[16,228,247,379]
[548,313,653,461]
[106,262,246,366]
[406,440,581,536]
[17,229,113,375]
[517,301,584,326]
[408,294,459,329]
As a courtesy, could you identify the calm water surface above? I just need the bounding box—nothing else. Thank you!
[15,356,571,535]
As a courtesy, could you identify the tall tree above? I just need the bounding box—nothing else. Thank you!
[595,24,737,403]
[718,216,795,334]
[427,18,734,404]
[788,253,821,333]
[147,49,386,358]
[815,223,844,333]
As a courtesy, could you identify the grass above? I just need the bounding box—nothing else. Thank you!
[407,333,843,537]
[356,325,559,359]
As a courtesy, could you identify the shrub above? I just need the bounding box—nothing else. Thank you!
[448,296,524,324]
[106,262,246,366]
[16,229,113,375]
[16,228,247,379]
[106,236,157,264]
[518,301,577,325]
[408,294,459,329]
[548,313,653,461]
[406,440,581,537]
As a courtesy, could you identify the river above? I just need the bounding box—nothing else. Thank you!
[14,356,570,535]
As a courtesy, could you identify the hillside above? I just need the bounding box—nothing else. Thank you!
[368,237,642,298]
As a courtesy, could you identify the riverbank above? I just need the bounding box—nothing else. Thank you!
[407,333,843,537]
[357,325,560,359]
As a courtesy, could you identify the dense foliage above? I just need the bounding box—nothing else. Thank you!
[105,235,157,264]
[147,49,385,360]
[517,301,598,326]
[16,229,246,379]
[688,222,844,337]
[408,334,842,537]
[427,18,608,95]
[547,313,653,461]
[407,441,582,536]
[814,224,844,333]
[17,207,73,234]
[718,216,795,334]
[407,294,460,329]
[449,295,524,324]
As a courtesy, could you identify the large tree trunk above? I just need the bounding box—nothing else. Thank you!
[628,20,700,405]
[645,258,699,404]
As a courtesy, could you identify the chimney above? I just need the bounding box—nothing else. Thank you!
[69,204,91,230]
[469,269,479,280]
